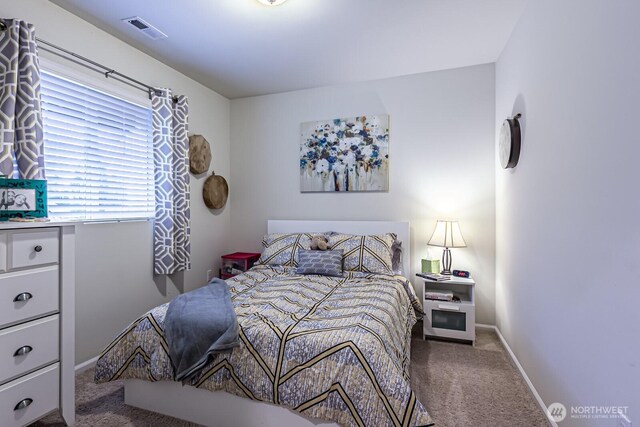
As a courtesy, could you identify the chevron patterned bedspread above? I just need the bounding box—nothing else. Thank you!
[95,265,433,427]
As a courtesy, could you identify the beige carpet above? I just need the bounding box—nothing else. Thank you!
[32,325,549,427]
[410,326,550,427]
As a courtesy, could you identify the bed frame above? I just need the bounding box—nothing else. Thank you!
[124,220,411,427]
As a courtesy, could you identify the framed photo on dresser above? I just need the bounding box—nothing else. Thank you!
[0,178,48,220]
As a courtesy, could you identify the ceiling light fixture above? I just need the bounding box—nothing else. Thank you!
[256,0,288,6]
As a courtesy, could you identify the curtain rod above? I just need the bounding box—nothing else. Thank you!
[0,20,176,101]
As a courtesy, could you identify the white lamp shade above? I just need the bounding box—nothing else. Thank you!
[256,0,288,5]
[427,220,467,248]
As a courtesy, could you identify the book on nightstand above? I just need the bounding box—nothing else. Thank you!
[416,272,451,281]
[424,291,454,301]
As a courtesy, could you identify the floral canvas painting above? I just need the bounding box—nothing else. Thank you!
[300,115,389,192]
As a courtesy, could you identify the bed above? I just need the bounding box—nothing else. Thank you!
[95,220,432,427]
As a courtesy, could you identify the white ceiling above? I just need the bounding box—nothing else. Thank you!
[50,0,527,99]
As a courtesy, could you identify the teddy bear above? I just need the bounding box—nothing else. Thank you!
[310,234,329,251]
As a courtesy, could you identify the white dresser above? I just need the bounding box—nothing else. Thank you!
[0,224,75,426]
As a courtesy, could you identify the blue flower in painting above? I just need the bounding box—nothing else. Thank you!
[307,150,316,160]
[327,156,337,164]
[300,159,307,168]
[371,151,379,158]
[336,130,345,139]
[350,145,358,151]
[333,119,341,126]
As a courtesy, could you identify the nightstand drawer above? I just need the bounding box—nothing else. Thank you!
[0,315,59,385]
[0,363,59,427]
[423,300,475,342]
[9,230,59,270]
[0,266,59,329]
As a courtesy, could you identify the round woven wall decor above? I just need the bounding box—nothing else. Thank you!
[189,134,212,174]
[203,172,228,209]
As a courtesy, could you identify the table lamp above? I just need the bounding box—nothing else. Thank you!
[427,220,466,275]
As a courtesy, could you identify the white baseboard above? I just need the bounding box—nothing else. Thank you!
[475,323,495,330]
[475,323,556,427]
[75,355,99,374]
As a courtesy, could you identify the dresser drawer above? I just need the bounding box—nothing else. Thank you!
[0,266,59,329]
[0,232,7,272]
[0,363,59,427]
[0,316,59,385]
[9,230,59,270]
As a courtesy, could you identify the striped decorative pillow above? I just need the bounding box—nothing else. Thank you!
[256,233,312,267]
[296,249,343,277]
[327,233,396,274]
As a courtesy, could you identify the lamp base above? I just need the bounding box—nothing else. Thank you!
[441,247,452,275]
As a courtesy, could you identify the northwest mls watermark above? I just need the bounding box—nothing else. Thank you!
[547,402,629,423]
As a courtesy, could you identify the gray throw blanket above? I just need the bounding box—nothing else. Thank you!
[164,278,239,381]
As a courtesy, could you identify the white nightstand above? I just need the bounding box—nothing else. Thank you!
[420,275,475,345]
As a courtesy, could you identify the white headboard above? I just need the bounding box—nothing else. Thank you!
[267,220,410,275]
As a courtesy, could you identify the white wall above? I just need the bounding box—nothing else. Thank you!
[0,0,231,364]
[496,1,640,425]
[230,65,496,324]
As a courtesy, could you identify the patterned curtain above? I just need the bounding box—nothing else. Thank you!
[0,19,45,179]
[152,89,190,274]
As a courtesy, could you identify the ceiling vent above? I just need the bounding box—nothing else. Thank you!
[121,16,168,40]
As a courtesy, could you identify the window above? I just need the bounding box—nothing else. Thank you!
[39,70,154,220]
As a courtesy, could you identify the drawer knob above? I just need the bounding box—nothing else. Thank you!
[14,398,33,411]
[13,292,33,302]
[14,345,33,357]
[34,245,43,253]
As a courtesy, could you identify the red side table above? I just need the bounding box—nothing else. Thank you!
[220,252,261,279]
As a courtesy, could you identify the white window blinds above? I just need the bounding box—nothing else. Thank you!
[40,70,154,220]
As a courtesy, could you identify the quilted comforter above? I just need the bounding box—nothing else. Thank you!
[95,265,433,427]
